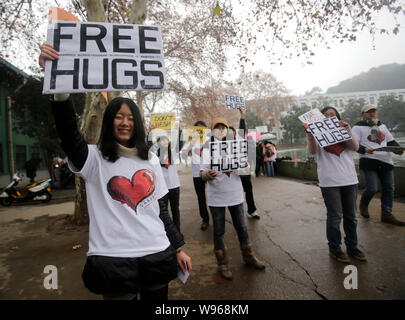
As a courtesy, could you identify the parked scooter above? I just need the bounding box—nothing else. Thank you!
[0,173,52,206]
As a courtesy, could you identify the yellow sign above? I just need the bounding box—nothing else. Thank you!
[150,113,176,130]
[213,3,222,17]
[185,126,208,143]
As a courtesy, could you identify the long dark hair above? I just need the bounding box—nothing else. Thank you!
[320,106,346,148]
[320,106,341,120]
[193,120,207,127]
[98,97,149,162]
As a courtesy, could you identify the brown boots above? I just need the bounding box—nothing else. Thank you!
[214,249,233,280]
[214,245,265,280]
[240,244,266,270]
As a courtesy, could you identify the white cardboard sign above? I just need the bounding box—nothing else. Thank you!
[306,116,352,147]
[209,139,248,172]
[224,95,246,110]
[256,126,268,133]
[298,109,325,123]
[43,21,166,94]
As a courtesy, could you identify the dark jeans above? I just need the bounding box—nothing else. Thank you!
[162,187,181,232]
[103,284,168,300]
[264,161,275,177]
[240,175,257,214]
[255,158,264,177]
[209,203,250,250]
[321,184,358,252]
[193,177,210,223]
[360,169,394,216]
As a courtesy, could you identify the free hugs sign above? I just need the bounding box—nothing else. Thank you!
[209,139,248,172]
[224,95,246,111]
[306,117,352,147]
[43,21,166,94]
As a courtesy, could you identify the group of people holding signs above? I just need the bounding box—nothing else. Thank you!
[39,16,266,300]
[38,16,403,300]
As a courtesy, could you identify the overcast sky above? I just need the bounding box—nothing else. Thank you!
[238,11,405,97]
[8,2,405,99]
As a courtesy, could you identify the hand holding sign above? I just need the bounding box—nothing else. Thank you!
[43,20,166,94]
[305,117,352,148]
[39,43,59,69]
[150,113,176,130]
[209,139,248,172]
[224,95,246,111]
[298,109,325,123]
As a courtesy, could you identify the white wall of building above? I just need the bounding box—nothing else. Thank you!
[292,88,405,112]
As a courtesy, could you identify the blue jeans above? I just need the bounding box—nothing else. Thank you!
[209,203,250,250]
[321,184,358,252]
[264,161,274,177]
[360,169,394,216]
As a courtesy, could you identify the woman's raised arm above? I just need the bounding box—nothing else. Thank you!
[40,43,88,171]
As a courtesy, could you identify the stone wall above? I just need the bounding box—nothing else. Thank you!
[276,160,405,198]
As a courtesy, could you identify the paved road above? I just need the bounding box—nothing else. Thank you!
[0,166,404,299]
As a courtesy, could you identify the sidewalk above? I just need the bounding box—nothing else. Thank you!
[0,165,404,299]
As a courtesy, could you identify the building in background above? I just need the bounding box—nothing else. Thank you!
[246,96,293,143]
[292,88,405,113]
[0,58,48,186]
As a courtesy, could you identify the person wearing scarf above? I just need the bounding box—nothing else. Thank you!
[352,105,405,226]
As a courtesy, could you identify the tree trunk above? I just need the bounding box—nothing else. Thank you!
[71,0,147,225]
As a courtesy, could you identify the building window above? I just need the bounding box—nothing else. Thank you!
[15,145,27,171]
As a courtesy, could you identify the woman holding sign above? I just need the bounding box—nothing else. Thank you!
[200,117,265,280]
[304,107,366,263]
[39,43,191,300]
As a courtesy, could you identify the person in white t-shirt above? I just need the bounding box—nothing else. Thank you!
[181,121,211,231]
[352,105,405,226]
[39,43,191,300]
[229,108,260,220]
[304,106,366,263]
[200,117,265,280]
[153,136,182,232]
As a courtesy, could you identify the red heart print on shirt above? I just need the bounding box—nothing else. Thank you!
[193,147,203,157]
[164,157,170,168]
[107,169,155,213]
[367,132,385,144]
[224,171,232,177]
[324,143,345,157]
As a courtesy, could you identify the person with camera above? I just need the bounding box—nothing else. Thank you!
[263,141,276,177]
